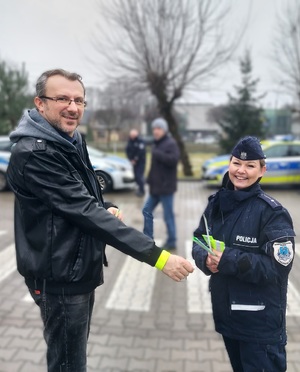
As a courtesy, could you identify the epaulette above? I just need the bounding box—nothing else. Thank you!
[33,139,47,151]
[258,193,282,210]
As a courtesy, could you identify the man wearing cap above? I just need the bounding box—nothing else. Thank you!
[142,117,180,250]
[192,136,295,371]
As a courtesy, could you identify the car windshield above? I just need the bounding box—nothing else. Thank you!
[0,138,13,152]
[263,143,300,158]
[87,147,105,158]
[264,144,290,158]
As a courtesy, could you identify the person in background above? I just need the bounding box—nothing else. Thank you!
[142,117,180,250]
[126,128,146,197]
[7,69,193,372]
[192,136,295,372]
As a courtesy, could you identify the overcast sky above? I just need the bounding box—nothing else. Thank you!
[0,0,294,107]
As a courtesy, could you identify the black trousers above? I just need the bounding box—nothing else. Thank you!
[223,335,287,372]
[134,162,145,193]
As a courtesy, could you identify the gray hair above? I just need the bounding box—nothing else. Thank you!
[35,69,86,97]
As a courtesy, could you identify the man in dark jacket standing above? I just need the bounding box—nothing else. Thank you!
[142,117,180,250]
[126,129,146,196]
[6,69,193,372]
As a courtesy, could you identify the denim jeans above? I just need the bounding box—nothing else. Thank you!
[29,288,95,372]
[142,193,176,247]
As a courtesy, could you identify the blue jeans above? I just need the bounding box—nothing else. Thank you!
[29,288,95,372]
[142,193,176,247]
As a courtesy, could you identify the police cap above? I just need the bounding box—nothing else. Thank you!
[231,136,266,160]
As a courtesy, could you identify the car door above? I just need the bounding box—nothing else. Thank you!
[263,143,300,185]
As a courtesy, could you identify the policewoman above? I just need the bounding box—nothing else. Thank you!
[192,136,295,371]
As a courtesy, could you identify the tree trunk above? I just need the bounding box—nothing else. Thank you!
[161,105,194,177]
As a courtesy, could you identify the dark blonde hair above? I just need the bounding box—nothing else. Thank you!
[230,156,266,168]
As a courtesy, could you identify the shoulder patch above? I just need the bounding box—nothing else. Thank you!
[33,139,47,152]
[273,241,294,266]
[258,193,282,210]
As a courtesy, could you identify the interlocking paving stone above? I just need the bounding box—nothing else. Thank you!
[0,361,22,372]
[86,354,101,370]
[144,347,170,360]
[156,359,184,372]
[0,347,17,361]
[128,357,156,372]
[14,348,45,363]
[99,356,129,370]
[19,361,46,372]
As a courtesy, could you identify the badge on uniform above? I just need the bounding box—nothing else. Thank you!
[273,241,294,266]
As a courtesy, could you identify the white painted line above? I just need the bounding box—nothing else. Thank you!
[22,292,33,302]
[0,243,16,283]
[185,241,212,314]
[186,241,300,316]
[287,280,300,316]
[105,241,162,311]
[295,243,300,259]
[105,257,157,311]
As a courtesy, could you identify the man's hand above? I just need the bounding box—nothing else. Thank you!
[107,207,123,221]
[162,254,194,282]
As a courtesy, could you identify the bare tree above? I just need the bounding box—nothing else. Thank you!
[272,0,300,111]
[90,80,150,147]
[90,0,245,175]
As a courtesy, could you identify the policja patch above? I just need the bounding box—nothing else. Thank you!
[273,241,294,266]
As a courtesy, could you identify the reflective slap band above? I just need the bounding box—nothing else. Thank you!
[155,250,171,270]
[215,240,225,252]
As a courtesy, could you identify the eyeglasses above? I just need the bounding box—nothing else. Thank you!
[39,96,87,107]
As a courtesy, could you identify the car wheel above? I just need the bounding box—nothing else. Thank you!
[0,171,8,191]
[95,171,113,193]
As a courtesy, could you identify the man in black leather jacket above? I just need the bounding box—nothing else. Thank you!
[7,69,193,372]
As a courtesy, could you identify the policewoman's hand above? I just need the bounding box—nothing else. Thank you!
[206,250,222,273]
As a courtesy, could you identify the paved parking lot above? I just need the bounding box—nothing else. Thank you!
[0,182,300,372]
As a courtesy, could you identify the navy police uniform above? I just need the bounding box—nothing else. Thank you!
[192,137,295,372]
[126,135,146,195]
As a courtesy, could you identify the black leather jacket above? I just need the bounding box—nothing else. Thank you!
[7,110,162,295]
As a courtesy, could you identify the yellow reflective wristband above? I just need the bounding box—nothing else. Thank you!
[155,250,171,270]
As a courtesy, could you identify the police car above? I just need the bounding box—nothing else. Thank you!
[86,146,135,193]
[202,140,300,187]
[0,136,135,193]
[0,136,13,191]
